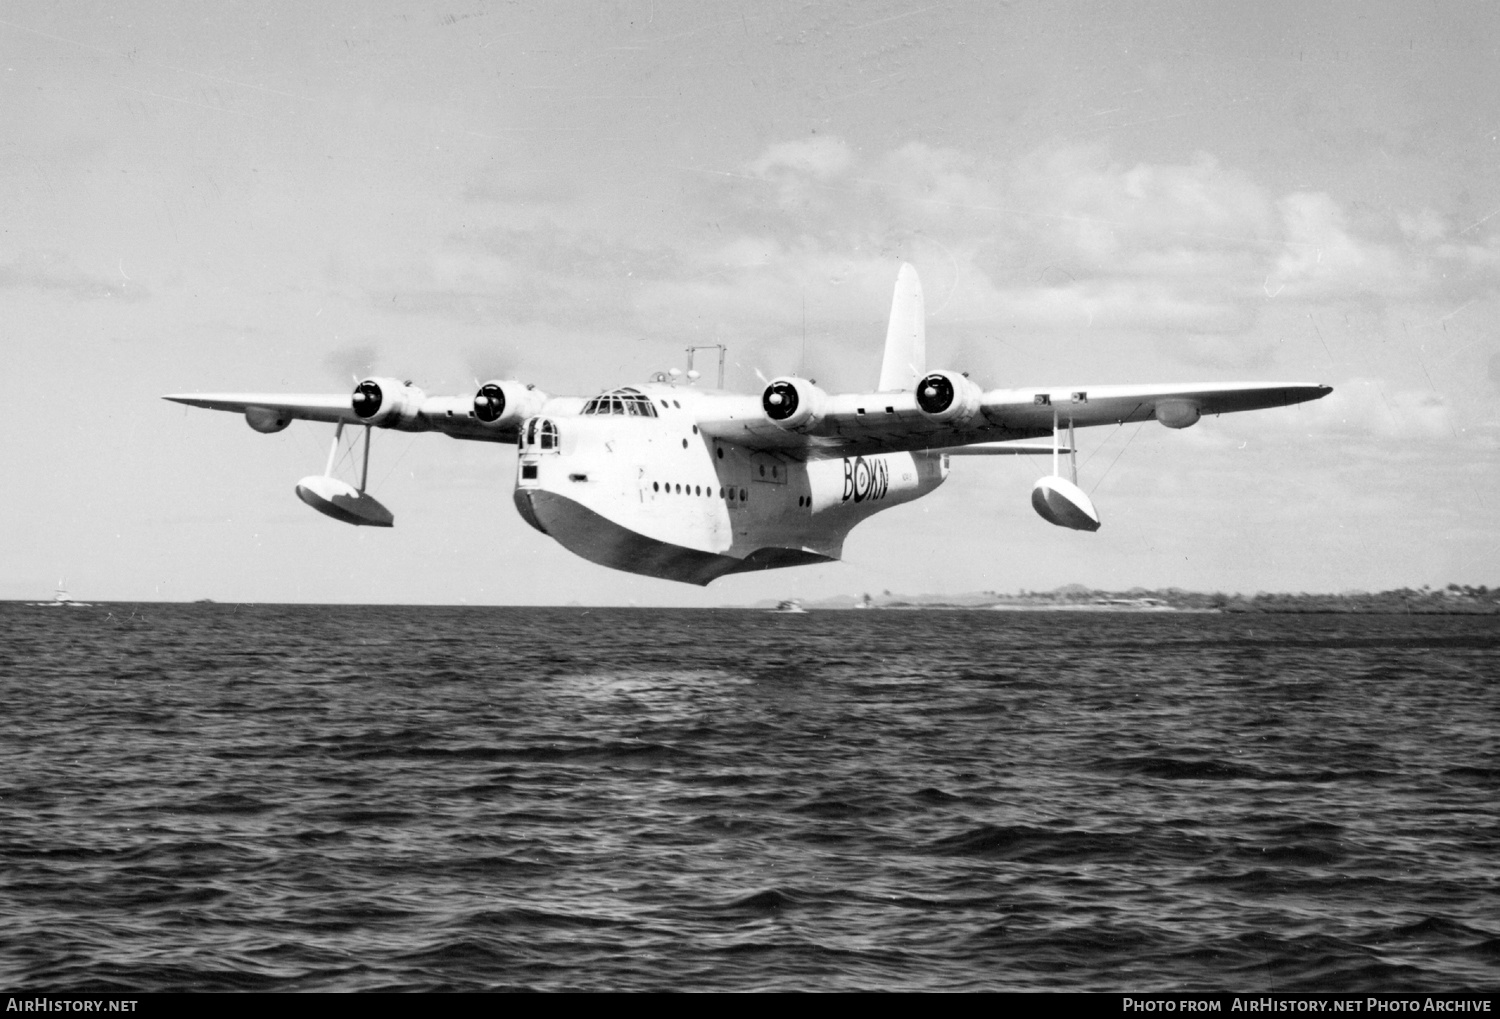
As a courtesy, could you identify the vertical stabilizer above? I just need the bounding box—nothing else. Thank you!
[878,263,926,391]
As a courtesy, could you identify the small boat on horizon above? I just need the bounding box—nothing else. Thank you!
[28,583,93,608]
[771,599,809,614]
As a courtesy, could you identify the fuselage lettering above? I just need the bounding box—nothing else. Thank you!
[841,456,889,504]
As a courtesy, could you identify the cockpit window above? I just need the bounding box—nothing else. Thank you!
[521,416,559,452]
[582,387,658,418]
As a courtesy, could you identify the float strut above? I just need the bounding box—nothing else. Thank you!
[360,424,372,494]
[1052,408,1060,477]
[325,421,345,478]
[1069,416,1077,485]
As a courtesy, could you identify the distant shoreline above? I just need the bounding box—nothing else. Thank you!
[754,586,1500,615]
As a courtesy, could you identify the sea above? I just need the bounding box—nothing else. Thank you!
[1,603,1496,993]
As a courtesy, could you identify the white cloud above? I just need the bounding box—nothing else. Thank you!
[1009,147,1276,260]
[385,135,1498,406]
[747,135,854,181]
[1267,192,1417,300]
[0,250,148,302]
[1299,376,1458,441]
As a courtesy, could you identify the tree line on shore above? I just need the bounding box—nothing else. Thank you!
[817,584,1500,613]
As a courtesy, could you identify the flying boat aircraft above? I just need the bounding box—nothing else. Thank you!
[165,265,1331,585]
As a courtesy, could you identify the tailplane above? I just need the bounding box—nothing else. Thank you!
[878,263,926,392]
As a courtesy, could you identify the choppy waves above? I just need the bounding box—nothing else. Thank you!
[1,604,1496,991]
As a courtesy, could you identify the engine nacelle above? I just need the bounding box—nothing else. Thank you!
[761,377,827,432]
[915,370,982,426]
[244,406,292,433]
[1155,399,1201,429]
[473,379,547,431]
[351,377,425,429]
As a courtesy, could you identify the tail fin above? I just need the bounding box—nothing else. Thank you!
[878,263,926,392]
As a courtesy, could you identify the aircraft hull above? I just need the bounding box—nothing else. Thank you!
[511,407,948,584]
[514,488,833,585]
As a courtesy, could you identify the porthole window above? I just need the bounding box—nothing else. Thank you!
[740,488,747,501]
[682,438,688,449]
[676,484,682,494]
[695,485,701,496]
[653,482,659,492]
[758,465,765,477]
[716,448,723,459]
[673,400,681,408]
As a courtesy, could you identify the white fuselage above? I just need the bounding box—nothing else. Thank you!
[511,386,948,585]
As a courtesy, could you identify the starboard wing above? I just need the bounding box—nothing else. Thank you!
[162,384,548,441]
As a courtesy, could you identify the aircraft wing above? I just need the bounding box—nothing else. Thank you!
[973,381,1333,432]
[162,380,551,442]
[697,380,1331,460]
[163,393,359,425]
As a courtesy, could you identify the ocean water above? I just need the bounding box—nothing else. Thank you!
[1,603,1496,992]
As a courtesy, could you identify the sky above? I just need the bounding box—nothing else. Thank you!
[2,0,1497,605]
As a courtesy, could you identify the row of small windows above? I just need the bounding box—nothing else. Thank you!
[650,484,814,509]
[653,481,750,503]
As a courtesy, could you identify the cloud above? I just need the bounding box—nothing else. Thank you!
[993,279,1254,335]
[1006,147,1277,264]
[1266,192,1417,300]
[1299,376,1458,441]
[401,135,1493,398]
[709,140,1292,341]
[323,343,380,383]
[747,135,854,181]
[0,250,148,301]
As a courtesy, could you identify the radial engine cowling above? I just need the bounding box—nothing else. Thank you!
[473,380,547,432]
[761,377,827,432]
[915,371,982,426]
[351,377,425,429]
